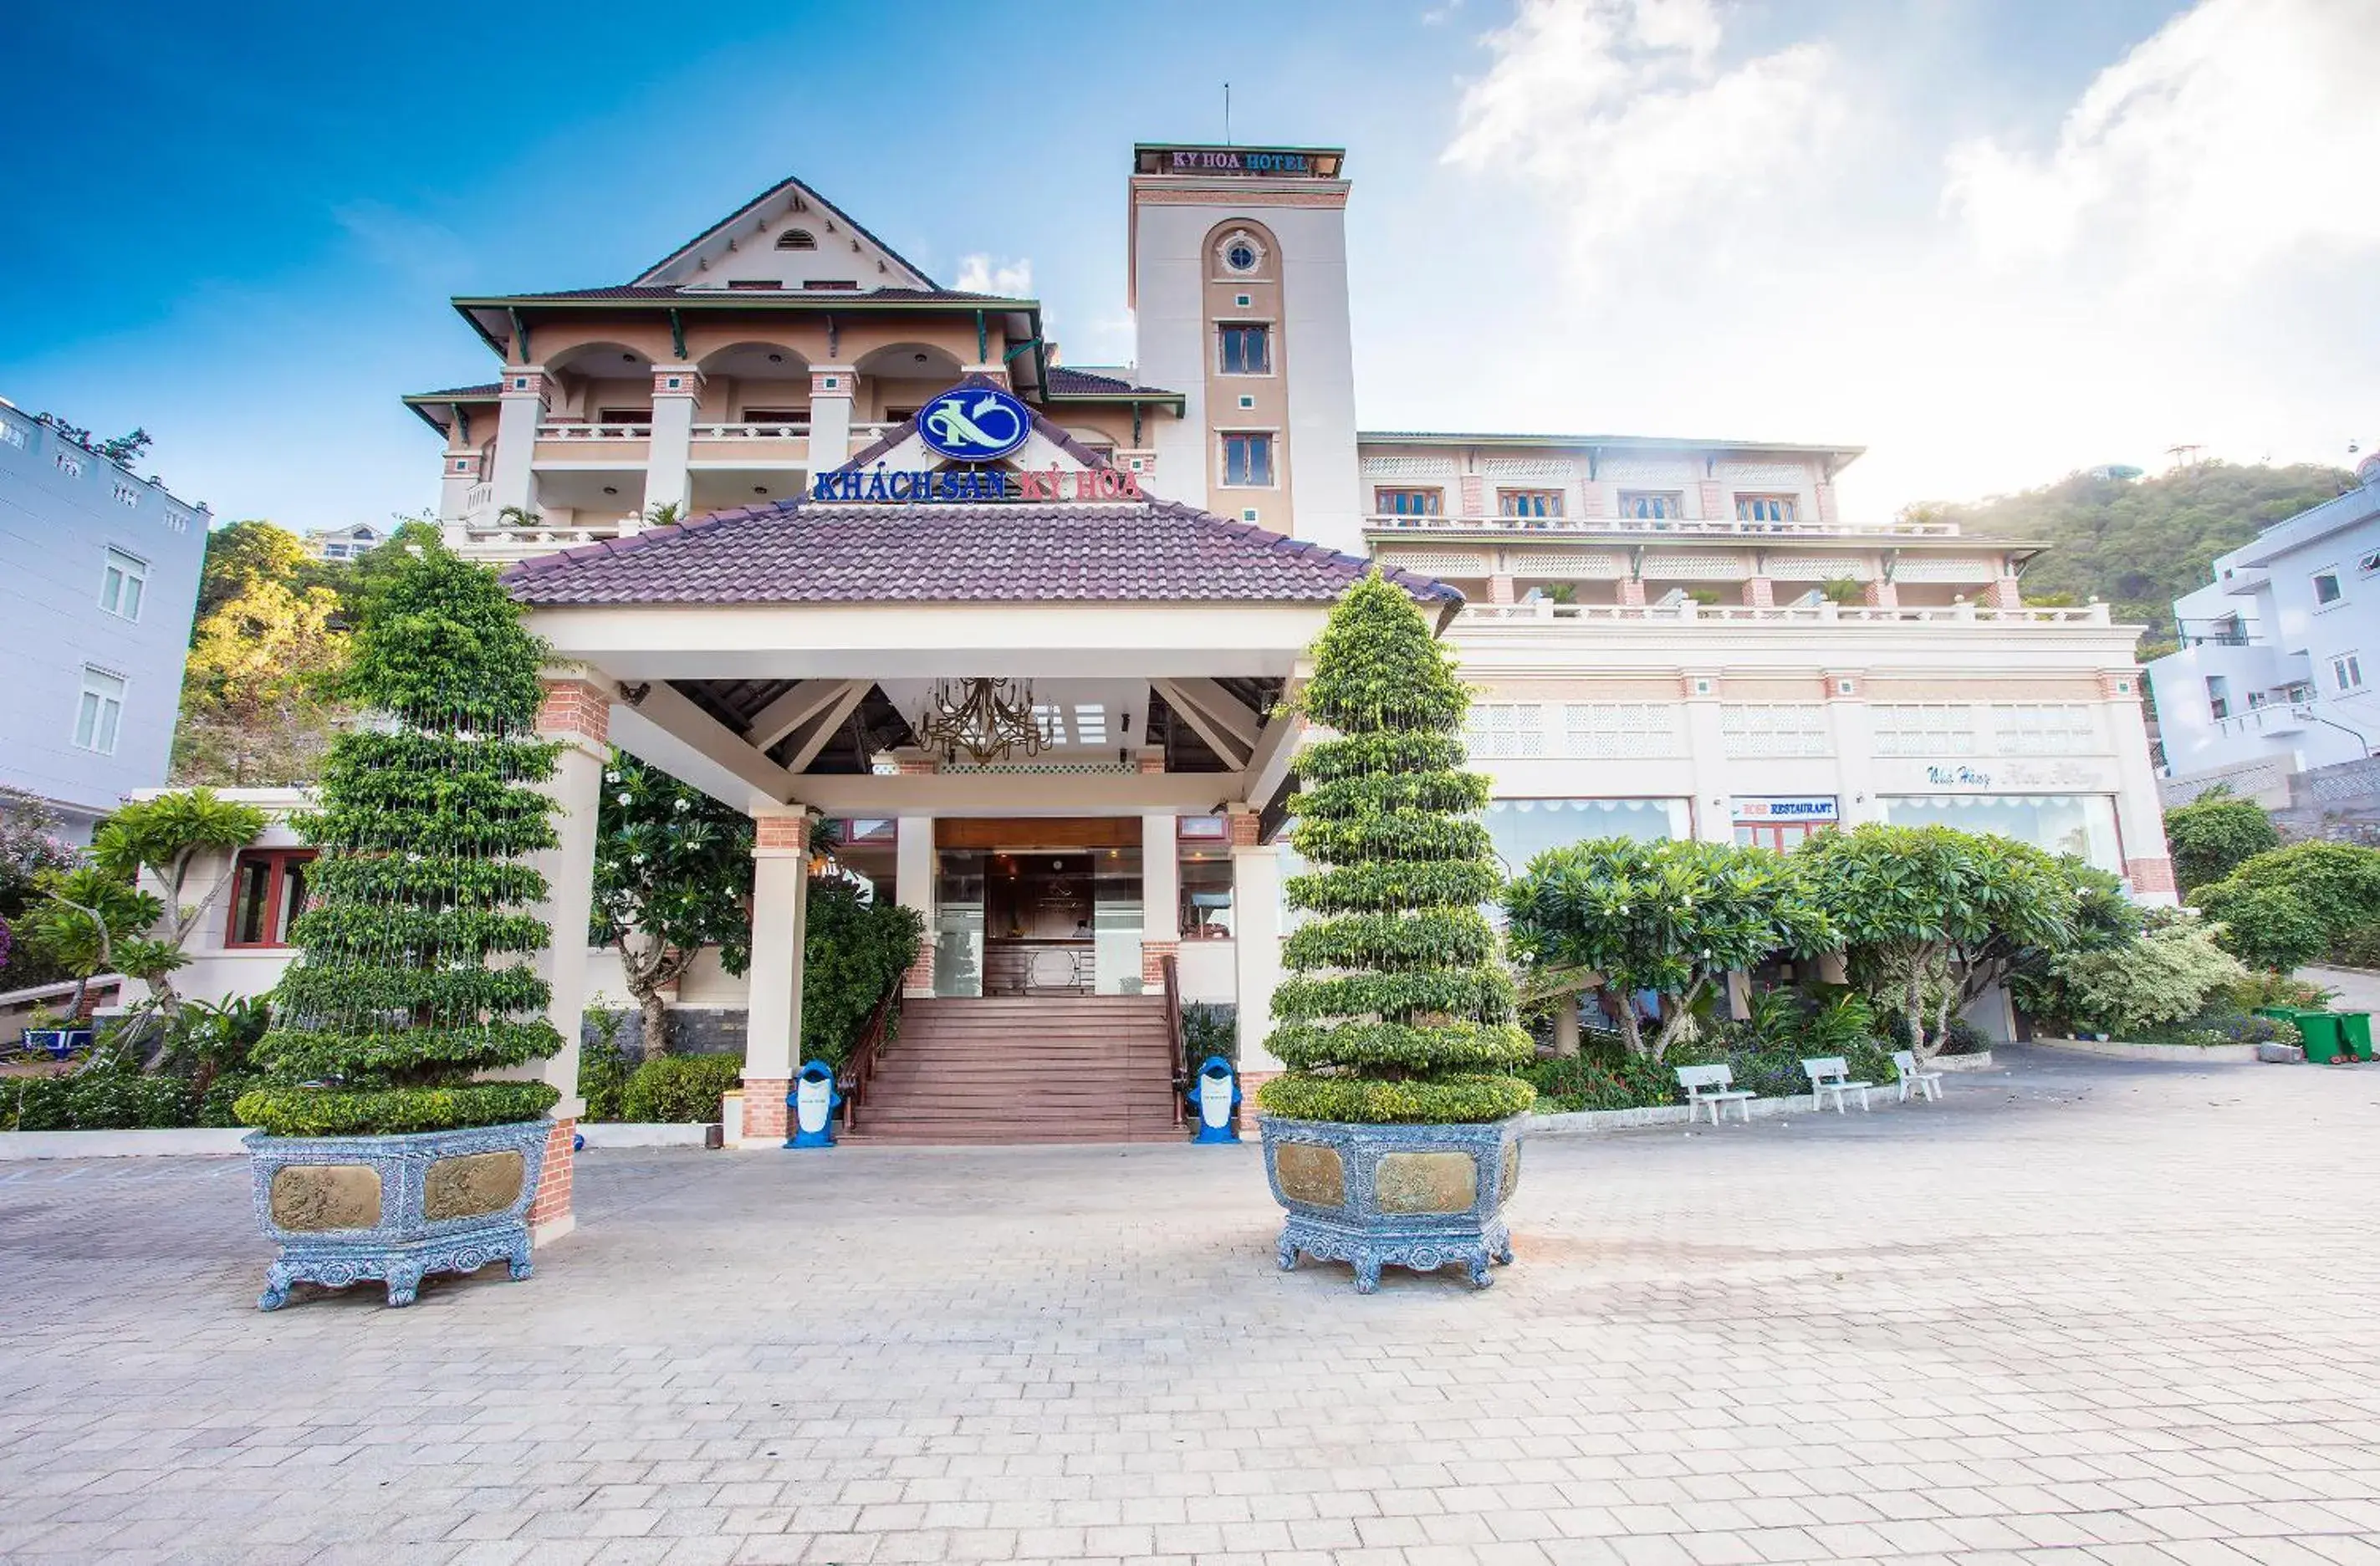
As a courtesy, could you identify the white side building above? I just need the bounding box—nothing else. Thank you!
[2147,457,2379,796]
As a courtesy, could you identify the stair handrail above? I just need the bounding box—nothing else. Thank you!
[1162,953,1188,1128]
[840,981,902,1133]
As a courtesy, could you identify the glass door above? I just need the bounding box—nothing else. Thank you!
[932,850,985,998]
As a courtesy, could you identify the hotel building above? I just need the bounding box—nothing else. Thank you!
[157,144,2171,1217]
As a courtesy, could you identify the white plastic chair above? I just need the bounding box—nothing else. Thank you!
[1892,1050,1944,1103]
[1675,1064,1756,1125]
[1801,1056,1873,1113]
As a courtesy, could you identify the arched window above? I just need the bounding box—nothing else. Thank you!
[776,229,817,251]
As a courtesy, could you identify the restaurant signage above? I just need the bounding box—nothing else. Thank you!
[1731,796,1838,824]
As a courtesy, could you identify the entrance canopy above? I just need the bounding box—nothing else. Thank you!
[504,481,1458,819]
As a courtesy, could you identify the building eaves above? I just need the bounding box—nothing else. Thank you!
[1359,429,1867,464]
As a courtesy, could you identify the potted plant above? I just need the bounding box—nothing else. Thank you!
[1256,572,1536,1292]
[234,548,567,1309]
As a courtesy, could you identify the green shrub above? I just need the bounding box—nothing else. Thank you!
[2193,842,2380,972]
[239,549,565,1139]
[2162,791,2280,891]
[803,878,925,1068]
[578,1007,635,1122]
[620,1053,743,1123]
[2033,915,2248,1038]
[1254,573,1532,1125]
[2331,921,2380,970]
[3,1072,196,1131]
[1520,1039,1678,1111]
[196,1072,258,1128]
[2135,1010,2301,1050]
[1182,1002,1237,1064]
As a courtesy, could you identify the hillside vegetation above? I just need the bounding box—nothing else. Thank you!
[1917,462,2353,646]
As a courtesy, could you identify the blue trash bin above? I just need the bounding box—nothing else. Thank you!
[785,1059,843,1148]
[1187,1054,1240,1143]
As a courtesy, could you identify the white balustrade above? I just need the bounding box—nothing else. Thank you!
[1459,600,2114,628]
[539,421,652,441]
[1365,513,1961,538]
[693,421,810,441]
[447,513,649,565]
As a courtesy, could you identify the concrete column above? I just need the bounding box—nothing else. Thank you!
[1825,672,1880,827]
[1681,674,1733,843]
[1230,816,1284,1075]
[525,675,607,1247]
[490,370,548,516]
[646,366,704,516]
[806,366,855,475]
[438,450,481,520]
[2102,670,2179,905]
[896,814,937,997]
[742,812,812,1141]
[1140,812,1179,988]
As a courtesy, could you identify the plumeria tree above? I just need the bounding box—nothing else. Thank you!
[1256,572,1535,1125]
[591,751,753,1053]
[1505,837,1833,1061]
[237,547,564,1139]
[1802,824,2113,1058]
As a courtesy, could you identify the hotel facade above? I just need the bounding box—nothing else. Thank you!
[161,145,2170,1200]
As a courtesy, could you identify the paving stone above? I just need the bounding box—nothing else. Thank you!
[3,1048,2380,1563]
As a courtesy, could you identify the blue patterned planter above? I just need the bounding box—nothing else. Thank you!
[243,1120,551,1310]
[1259,1115,1523,1293]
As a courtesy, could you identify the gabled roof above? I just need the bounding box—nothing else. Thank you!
[504,497,1459,615]
[453,285,1021,305]
[634,174,937,291]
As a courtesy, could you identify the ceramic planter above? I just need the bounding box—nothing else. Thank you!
[1259,1115,1523,1293]
[243,1119,551,1309]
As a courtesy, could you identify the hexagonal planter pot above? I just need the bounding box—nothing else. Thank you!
[1259,1115,1523,1293]
[244,1120,552,1309]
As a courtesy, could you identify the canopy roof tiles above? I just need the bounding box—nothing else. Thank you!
[503,498,1460,616]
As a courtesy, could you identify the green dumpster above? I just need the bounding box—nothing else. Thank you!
[2291,1011,2348,1064]
[2337,1012,2374,1063]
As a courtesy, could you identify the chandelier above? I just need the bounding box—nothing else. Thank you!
[911,677,1047,765]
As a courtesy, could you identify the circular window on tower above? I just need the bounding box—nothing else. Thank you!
[1217,229,1267,275]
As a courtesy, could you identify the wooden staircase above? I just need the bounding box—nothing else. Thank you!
[844,995,1182,1145]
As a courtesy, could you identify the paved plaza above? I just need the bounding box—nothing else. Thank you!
[3,1047,2380,1565]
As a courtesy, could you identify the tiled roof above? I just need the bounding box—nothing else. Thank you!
[402,382,502,401]
[503,497,1461,611]
[1044,366,1182,400]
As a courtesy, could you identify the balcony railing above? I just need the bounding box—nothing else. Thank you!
[1366,513,1963,538]
[445,513,646,564]
[539,420,652,441]
[693,421,810,441]
[1460,599,2115,627]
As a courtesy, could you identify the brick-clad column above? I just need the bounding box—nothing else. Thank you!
[1815,480,1840,525]
[1619,579,1647,608]
[743,812,812,1142]
[1865,579,1899,609]
[525,675,607,1246]
[1697,477,1724,520]
[1458,473,1485,517]
[1744,576,1775,608]
[1487,574,1516,605]
[1989,574,2024,609]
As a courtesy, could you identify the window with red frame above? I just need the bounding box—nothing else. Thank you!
[225,849,314,948]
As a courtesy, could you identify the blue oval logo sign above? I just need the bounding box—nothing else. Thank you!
[917,386,1032,462]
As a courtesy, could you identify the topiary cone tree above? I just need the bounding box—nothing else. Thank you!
[237,548,565,1140]
[1257,571,1535,1127]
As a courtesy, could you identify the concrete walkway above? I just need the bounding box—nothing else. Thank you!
[3,1047,2379,1564]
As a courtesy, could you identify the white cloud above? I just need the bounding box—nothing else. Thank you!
[1443,0,1837,268]
[953,253,1033,296]
[1944,0,2380,284]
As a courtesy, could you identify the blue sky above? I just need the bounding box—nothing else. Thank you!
[4,0,2372,532]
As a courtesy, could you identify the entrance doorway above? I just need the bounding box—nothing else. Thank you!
[930,819,1144,998]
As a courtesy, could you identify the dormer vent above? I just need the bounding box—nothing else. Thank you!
[777,228,818,250]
